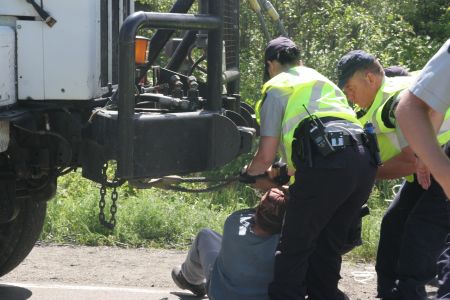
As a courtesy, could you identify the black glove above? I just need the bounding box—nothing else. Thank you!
[271,162,290,185]
[239,169,257,184]
[238,167,267,184]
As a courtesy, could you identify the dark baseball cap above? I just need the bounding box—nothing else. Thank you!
[264,36,298,62]
[337,50,376,88]
[384,65,410,77]
[263,37,298,82]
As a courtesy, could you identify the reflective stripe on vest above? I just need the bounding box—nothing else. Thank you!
[362,76,450,164]
[358,76,450,182]
[358,77,414,163]
[257,66,359,170]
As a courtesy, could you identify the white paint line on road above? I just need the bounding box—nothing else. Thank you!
[0,282,175,295]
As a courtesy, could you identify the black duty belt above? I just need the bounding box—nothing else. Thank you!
[292,116,369,169]
[322,118,366,149]
[328,131,365,149]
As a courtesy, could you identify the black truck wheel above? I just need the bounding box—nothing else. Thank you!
[0,197,47,277]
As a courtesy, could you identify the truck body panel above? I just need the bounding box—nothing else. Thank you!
[0,0,256,278]
[0,26,16,106]
[16,1,102,100]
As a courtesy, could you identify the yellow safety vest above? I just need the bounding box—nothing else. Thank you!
[255,66,360,171]
[358,76,414,163]
[357,76,450,180]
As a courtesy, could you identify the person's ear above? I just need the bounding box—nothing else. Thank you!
[366,72,379,87]
[267,60,274,78]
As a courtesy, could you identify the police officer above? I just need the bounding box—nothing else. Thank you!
[395,39,450,300]
[337,50,450,300]
[243,37,377,300]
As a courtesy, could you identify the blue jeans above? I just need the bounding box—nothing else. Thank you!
[181,229,222,285]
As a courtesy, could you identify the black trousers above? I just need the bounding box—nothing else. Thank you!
[438,144,450,299]
[268,145,376,300]
[438,234,450,299]
[376,177,449,300]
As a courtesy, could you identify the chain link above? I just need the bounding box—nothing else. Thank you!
[109,187,118,228]
[98,162,120,230]
[98,185,107,226]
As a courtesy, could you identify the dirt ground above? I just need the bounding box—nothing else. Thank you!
[0,244,437,299]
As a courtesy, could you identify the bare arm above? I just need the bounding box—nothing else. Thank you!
[376,146,416,180]
[395,91,450,197]
[246,136,279,175]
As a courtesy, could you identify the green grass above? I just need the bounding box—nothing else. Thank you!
[41,169,259,248]
[345,185,391,262]
[41,169,400,262]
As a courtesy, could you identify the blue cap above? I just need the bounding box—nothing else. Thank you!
[337,50,376,88]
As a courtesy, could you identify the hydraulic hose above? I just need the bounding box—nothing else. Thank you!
[247,0,271,42]
[259,0,288,37]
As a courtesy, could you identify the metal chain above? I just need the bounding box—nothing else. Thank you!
[98,185,107,226]
[98,162,120,230]
[109,187,118,228]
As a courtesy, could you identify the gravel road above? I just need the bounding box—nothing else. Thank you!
[0,244,436,299]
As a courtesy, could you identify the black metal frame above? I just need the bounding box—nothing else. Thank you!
[117,0,224,178]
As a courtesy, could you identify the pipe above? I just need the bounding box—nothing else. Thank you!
[260,0,288,37]
[248,0,270,42]
[222,68,240,84]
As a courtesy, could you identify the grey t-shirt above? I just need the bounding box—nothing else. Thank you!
[208,209,279,300]
[259,67,309,137]
[259,88,290,137]
[409,39,450,113]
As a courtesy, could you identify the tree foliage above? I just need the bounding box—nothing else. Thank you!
[135,0,447,102]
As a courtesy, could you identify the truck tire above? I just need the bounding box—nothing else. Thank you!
[0,198,47,277]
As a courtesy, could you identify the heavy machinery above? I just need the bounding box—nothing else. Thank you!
[0,0,260,277]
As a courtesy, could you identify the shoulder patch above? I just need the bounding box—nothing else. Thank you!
[381,94,399,129]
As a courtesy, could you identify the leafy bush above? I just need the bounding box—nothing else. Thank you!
[238,0,442,104]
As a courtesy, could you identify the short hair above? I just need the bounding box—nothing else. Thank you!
[271,47,301,65]
[255,188,288,234]
[365,59,384,75]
